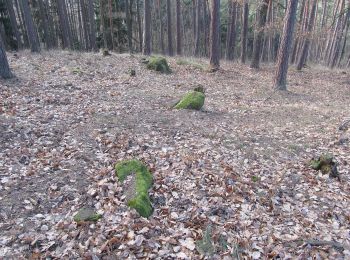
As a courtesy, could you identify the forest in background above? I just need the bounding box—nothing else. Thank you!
[0,0,349,70]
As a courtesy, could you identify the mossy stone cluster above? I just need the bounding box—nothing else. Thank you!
[73,208,102,222]
[146,56,171,73]
[174,89,205,110]
[115,160,153,218]
[310,154,339,178]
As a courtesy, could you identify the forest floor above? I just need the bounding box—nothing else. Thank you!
[0,50,349,259]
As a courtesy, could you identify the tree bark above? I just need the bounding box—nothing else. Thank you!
[5,0,22,49]
[194,0,201,56]
[38,0,52,49]
[136,0,142,52]
[226,0,237,60]
[250,0,270,68]
[57,0,73,49]
[296,0,317,70]
[87,0,97,51]
[21,0,40,52]
[108,0,115,50]
[176,0,182,55]
[274,0,299,90]
[241,0,249,63]
[209,0,220,70]
[143,0,151,55]
[0,33,13,78]
[126,0,133,52]
[166,0,174,56]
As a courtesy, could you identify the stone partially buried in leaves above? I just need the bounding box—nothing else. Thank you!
[146,56,171,73]
[174,90,205,110]
[310,154,339,178]
[115,160,153,218]
[73,208,102,222]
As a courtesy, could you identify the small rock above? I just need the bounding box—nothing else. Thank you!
[41,225,49,231]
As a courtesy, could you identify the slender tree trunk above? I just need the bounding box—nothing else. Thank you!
[194,0,201,56]
[99,0,108,49]
[108,0,115,50]
[203,0,210,56]
[21,0,40,52]
[166,0,174,56]
[296,0,317,70]
[0,33,13,78]
[57,0,73,49]
[241,0,249,63]
[226,0,237,60]
[274,0,299,90]
[328,0,347,67]
[157,1,165,54]
[46,0,58,48]
[176,0,182,55]
[126,0,133,52]
[5,0,22,49]
[136,0,142,52]
[209,0,220,70]
[88,0,97,51]
[250,0,270,69]
[192,0,196,48]
[143,0,151,55]
[38,0,52,49]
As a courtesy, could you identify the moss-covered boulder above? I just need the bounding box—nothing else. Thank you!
[146,56,171,73]
[73,208,102,222]
[174,90,205,110]
[115,160,153,218]
[310,154,339,178]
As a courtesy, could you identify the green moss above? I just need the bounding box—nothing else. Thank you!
[310,154,339,178]
[73,208,102,222]
[115,160,153,217]
[176,59,205,71]
[196,225,215,256]
[146,56,171,73]
[174,91,205,110]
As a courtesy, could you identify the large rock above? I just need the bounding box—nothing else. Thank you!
[145,56,171,73]
[73,208,102,222]
[115,160,153,218]
[174,89,205,110]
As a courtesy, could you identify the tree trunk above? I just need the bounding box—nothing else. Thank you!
[274,0,299,90]
[21,0,40,52]
[250,0,270,68]
[57,0,73,49]
[5,0,22,49]
[143,0,151,55]
[126,0,133,52]
[176,0,182,55]
[166,0,174,56]
[226,0,237,60]
[136,0,142,52]
[194,0,201,56]
[108,0,115,50]
[209,0,220,70]
[192,0,196,48]
[296,0,317,70]
[88,0,97,51]
[38,0,52,49]
[0,33,13,78]
[241,0,249,63]
[99,0,108,49]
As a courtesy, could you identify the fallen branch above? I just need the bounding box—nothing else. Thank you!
[303,239,345,250]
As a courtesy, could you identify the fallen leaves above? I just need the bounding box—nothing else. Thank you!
[0,51,349,259]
